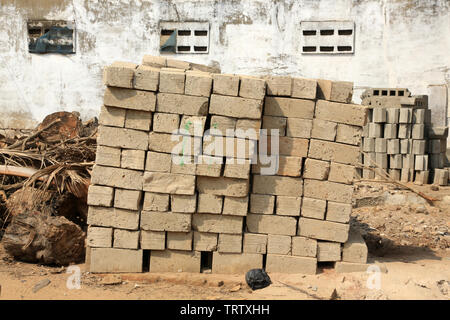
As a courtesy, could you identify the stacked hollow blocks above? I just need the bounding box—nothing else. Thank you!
[86,56,369,274]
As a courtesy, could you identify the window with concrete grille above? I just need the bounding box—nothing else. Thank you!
[27,20,75,54]
[160,22,210,54]
[300,21,354,54]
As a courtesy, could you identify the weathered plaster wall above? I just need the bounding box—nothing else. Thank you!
[0,0,449,133]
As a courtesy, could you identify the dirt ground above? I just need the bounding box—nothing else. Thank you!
[0,182,449,300]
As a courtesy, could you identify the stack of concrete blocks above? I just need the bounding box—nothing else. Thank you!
[360,88,437,184]
[428,126,449,186]
[86,55,369,274]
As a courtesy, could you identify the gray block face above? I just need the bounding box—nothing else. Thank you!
[413,109,425,124]
[386,108,399,124]
[412,140,426,155]
[387,139,400,154]
[384,124,398,139]
[375,153,388,169]
[372,108,386,123]
[368,123,382,138]
[398,124,411,139]
[415,155,428,171]
[390,154,402,169]
[402,154,415,169]
[412,124,425,139]
[375,138,387,153]
[399,108,412,123]
[400,139,410,154]
[363,137,375,152]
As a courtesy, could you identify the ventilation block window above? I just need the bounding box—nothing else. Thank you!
[27,20,75,54]
[300,21,354,54]
[160,21,210,54]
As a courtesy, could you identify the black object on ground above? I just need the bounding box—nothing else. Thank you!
[245,268,271,290]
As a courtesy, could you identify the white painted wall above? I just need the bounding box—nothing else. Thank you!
[0,0,449,130]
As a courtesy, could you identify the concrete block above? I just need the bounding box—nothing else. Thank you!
[180,115,207,137]
[145,151,171,172]
[140,230,165,250]
[384,124,398,139]
[316,79,353,103]
[125,109,152,131]
[159,70,185,94]
[150,250,200,273]
[192,214,243,234]
[400,139,410,154]
[87,226,113,248]
[413,109,426,124]
[222,196,249,216]
[387,139,400,154]
[429,139,446,154]
[98,126,148,150]
[167,231,193,251]
[414,170,429,185]
[362,169,375,179]
[398,124,411,139]
[114,229,139,249]
[252,156,303,177]
[209,94,262,119]
[104,87,156,112]
[374,152,388,169]
[243,233,267,254]
[315,100,368,126]
[363,152,376,167]
[246,214,297,236]
[386,108,399,124]
[239,76,266,100]
[266,254,316,275]
[266,76,292,96]
[375,138,387,153]
[292,236,317,257]
[342,230,368,263]
[91,165,143,190]
[429,154,445,169]
[114,189,142,211]
[95,146,121,167]
[263,116,287,136]
[196,176,249,197]
[372,108,386,123]
[210,116,236,136]
[223,158,251,179]
[196,155,222,177]
[412,124,425,139]
[143,172,195,195]
[412,139,426,154]
[157,92,209,116]
[388,169,401,180]
[88,206,140,230]
[141,211,191,232]
[264,97,315,119]
[212,74,240,96]
[276,196,302,216]
[103,61,137,88]
[193,232,218,251]
[303,158,330,180]
[326,201,352,224]
[402,154,415,169]
[278,136,309,157]
[328,162,356,184]
[286,118,313,138]
[399,108,412,123]
[212,252,263,274]
[134,65,159,91]
[185,72,212,97]
[267,234,292,255]
[400,169,412,182]
[336,124,362,146]
[317,241,341,262]
[203,135,256,159]
[153,112,180,133]
[99,105,126,127]
[197,193,223,214]
[304,179,353,204]
[121,149,145,170]
[170,156,196,175]
[298,217,350,243]
[218,234,242,253]
[249,194,275,214]
[235,119,262,139]
[433,169,448,186]
[362,124,369,137]
[90,248,142,273]
[311,119,337,141]
[368,123,382,138]
[390,154,403,169]
[308,139,360,165]
[171,194,197,213]
[142,55,167,68]
[87,185,114,207]
[252,175,303,197]
[301,197,326,220]
[291,77,317,99]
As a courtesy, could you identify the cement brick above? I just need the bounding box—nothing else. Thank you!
[98,126,148,150]
[87,206,139,230]
[142,55,167,68]
[197,193,223,214]
[150,250,200,273]
[433,169,448,186]
[266,254,316,275]
[262,116,287,136]
[239,76,266,100]
[291,77,317,99]
[104,87,156,112]
[212,252,263,274]
[249,194,275,214]
[167,231,193,251]
[209,94,263,119]
[87,185,114,207]
[90,248,142,273]
[99,105,126,127]
[266,76,292,96]
[95,146,121,167]
[386,108,400,124]
[303,158,330,180]
[387,139,400,154]
[278,136,309,157]
[317,241,341,262]
[166,59,191,70]
[91,165,143,190]
[400,139,410,154]
[400,169,413,182]
[235,119,262,139]
[390,154,403,169]
[134,65,159,91]
[223,158,251,179]
[196,155,223,177]
[212,74,240,96]
[372,108,386,123]
[388,169,401,180]
[246,214,297,236]
[316,79,353,103]
[368,123,382,138]
[286,118,313,138]
[413,109,426,124]
[276,196,302,216]
[252,175,303,197]
[298,217,350,243]
[252,156,303,177]
[180,116,207,137]
[311,119,337,141]
[342,230,368,264]
[363,152,376,167]
[121,149,145,170]
[170,157,197,176]
[429,139,446,154]
[196,176,249,197]
[308,139,360,165]
[399,108,412,123]
[243,233,267,254]
[384,124,398,139]
[141,211,191,232]
[145,151,171,172]
[301,197,326,220]
[113,229,139,249]
[267,234,292,255]
[156,93,209,116]
[222,196,249,216]
[375,153,388,169]
[159,70,185,94]
[398,124,411,139]
[328,162,356,184]
[192,214,243,234]
[402,154,415,169]
[185,72,212,97]
[375,138,387,153]
[171,194,197,213]
[292,236,317,257]
[153,112,180,134]
[336,124,362,146]
[114,189,142,211]
[414,170,429,185]
[193,232,218,251]
[125,109,152,131]
[315,100,368,126]
[218,234,242,253]
[143,172,195,195]
[203,135,256,159]
[412,139,426,154]
[103,61,136,88]
[87,226,113,248]
[210,116,236,135]
[412,124,425,139]
[264,97,315,119]
[140,230,165,250]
